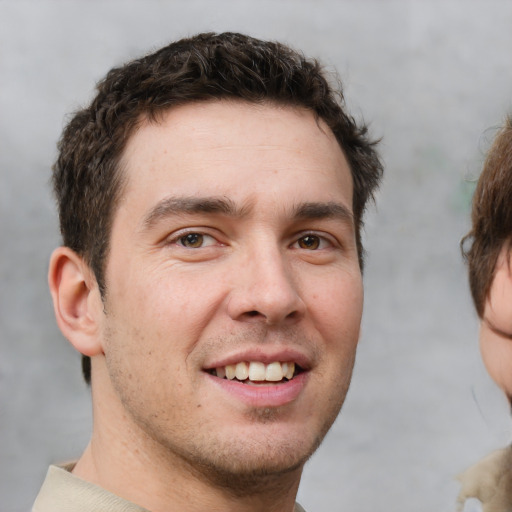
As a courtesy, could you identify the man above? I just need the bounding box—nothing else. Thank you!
[33,32,383,512]
[458,117,512,511]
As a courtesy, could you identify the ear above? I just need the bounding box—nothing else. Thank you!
[48,246,104,357]
[479,247,512,395]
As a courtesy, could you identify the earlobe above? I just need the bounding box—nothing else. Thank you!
[48,247,104,357]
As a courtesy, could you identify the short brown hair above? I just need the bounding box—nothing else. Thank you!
[462,116,512,317]
[53,32,384,383]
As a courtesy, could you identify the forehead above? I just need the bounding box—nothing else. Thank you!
[118,100,353,216]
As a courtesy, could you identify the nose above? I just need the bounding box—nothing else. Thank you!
[227,245,306,325]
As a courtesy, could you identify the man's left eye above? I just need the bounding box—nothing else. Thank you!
[177,233,216,248]
[296,235,327,250]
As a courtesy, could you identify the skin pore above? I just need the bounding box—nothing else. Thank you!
[49,100,363,512]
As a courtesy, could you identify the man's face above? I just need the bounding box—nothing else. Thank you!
[99,100,363,483]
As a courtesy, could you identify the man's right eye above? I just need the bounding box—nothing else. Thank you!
[177,233,216,248]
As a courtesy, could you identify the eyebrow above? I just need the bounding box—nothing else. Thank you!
[142,196,354,230]
[142,196,246,229]
[292,202,354,226]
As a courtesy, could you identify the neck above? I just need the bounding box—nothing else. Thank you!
[73,440,302,512]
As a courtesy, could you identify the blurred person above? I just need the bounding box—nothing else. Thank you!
[32,32,383,512]
[459,117,512,512]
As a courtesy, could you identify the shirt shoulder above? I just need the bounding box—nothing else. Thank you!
[457,446,512,511]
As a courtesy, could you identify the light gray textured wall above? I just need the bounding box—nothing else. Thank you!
[2,1,512,511]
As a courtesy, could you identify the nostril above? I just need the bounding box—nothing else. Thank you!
[241,310,264,322]
[242,309,301,323]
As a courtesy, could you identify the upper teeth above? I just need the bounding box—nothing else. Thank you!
[216,361,295,382]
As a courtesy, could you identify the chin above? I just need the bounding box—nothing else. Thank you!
[179,426,325,495]
[191,449,309,496]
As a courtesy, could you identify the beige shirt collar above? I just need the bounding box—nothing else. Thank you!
[33,463,307,512]
[32,464,150,512]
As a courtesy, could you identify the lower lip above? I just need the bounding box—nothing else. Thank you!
[206,372,308,408]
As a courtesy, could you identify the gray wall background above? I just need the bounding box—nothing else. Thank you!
[2,1,512,510]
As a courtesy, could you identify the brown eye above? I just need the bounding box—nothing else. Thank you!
[298,235,320,250]
[179,233,204,248]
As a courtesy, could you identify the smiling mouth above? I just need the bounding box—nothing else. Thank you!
[206,361,303,384]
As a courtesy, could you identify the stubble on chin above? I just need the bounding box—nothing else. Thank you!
[168,430,315,498]
[164,393,346,498]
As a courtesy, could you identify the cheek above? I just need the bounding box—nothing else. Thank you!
[104,275,229,392]
[115,263,224,325]
[312,271,363,326]
[480,323,512,396]
[487,265,512,334]
[307,269,363,353]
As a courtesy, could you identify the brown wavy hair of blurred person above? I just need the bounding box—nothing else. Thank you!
[52,32,384,384]
[462,116,512,317]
